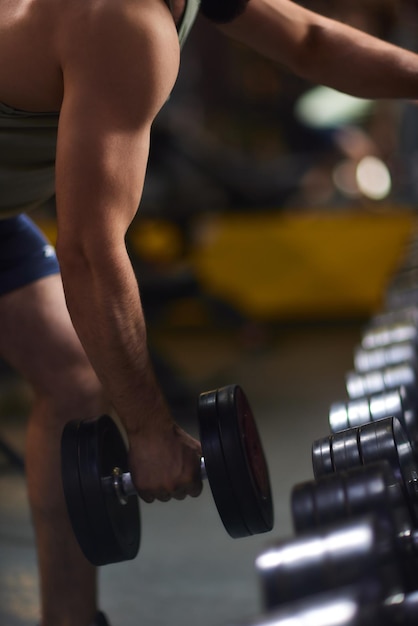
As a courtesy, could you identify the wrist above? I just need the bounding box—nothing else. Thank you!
[123,383,174,440]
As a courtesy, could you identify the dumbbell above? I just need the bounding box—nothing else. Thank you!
[330,329,418,444]
[344,361,418,452]
[364,307,418,331]
[228,585,418,626]
[292,462,408,533]
[311,417,418,529]
[386,288,418,312]
[360,321,418,351]
[384,259,418,309]
[329,387,418,446]
[291,462,418,590]
[308,418,418,591]
[61,384,274,566]
[397,237,418,268]
[389,267,418,288]
[386,269,418,310]
[345,362,418,402]
[353,340,417,374]
[254,515,404,609]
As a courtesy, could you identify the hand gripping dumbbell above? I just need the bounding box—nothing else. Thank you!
[61,384,274,566]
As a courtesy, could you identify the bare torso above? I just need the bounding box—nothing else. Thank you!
[0,0,184,112]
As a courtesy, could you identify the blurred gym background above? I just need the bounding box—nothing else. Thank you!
[1,1,418,624]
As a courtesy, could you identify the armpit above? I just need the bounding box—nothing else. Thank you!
[200,0,250,23]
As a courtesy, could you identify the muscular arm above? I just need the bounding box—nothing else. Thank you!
[55,0,201,500]
[219,0,418,99]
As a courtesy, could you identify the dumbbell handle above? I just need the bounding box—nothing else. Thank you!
[103,457,207,505]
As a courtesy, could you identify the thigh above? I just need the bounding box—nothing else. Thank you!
[0,213,89,389]
[0,214,101,401]
[0,272,93,393]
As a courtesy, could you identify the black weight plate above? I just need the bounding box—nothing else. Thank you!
[78,416,140,565]
[62,416,140,565]
[216,385,274,536]
[61,420,104,563]
[199,389,251,538]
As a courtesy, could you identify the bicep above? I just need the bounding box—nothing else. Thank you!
[55,1,179,250]
[56,102,151,249]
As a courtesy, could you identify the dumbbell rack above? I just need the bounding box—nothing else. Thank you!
[233,230,418,625]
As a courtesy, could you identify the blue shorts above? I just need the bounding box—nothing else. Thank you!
[0,214,60,297]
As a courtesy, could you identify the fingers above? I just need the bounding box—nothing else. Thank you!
[139,491,171,503]
[172,477,203,501]
[139,491,156,504]
[187,478,203,499]
[172,487,187,501]
[129,426,203,504]
[140,478,203,504]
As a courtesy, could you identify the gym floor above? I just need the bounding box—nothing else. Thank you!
[0,319,365,626]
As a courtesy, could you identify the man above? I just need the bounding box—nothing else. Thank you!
[0,0,417,624]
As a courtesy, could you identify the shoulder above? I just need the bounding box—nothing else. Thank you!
[56,0,175,43]
[57,0,178,62]
[56,0,180,122]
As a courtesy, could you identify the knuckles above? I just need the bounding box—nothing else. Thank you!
[136,475,203,503]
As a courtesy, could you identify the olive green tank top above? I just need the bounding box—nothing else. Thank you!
[0,0,200,217]
[177,0,200,49]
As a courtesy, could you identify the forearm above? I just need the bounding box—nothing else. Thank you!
[220,0,418,100]
[58,243,203,502]
[58,246,170,436]
[298,19,418,100]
